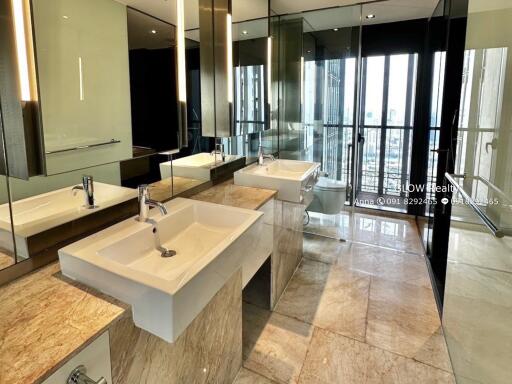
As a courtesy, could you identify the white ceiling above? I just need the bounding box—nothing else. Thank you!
[127,8,175,49]
[469,0,512,13]
[118,0,440,35]
[117,0,267,29]
[272,0,439,16]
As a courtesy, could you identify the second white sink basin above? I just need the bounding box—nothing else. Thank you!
[59,198,263,342]
[234,159,320,204]
[160,152,241,180]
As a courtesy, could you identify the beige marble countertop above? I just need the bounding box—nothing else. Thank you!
[0,252,15,270]
[149,176,210,203]
[0,263,128,384]
[190,179,277,210]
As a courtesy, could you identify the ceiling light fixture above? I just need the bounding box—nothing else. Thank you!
[333,28,339,31]
[267,37,272,106]
[242,30,248,35]
[176,0,186,103]
[151,29,157,34]
[366,14,376,19]
[226,13,233,103]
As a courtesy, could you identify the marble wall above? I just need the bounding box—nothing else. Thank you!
[271,200,305,308]
[443,225,512,384]
[109,270,242,384]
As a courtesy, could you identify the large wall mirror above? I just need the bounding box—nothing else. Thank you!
[30,0,186,175]
[0,0,272,278]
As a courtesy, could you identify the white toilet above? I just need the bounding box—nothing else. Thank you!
[308,177,347,215]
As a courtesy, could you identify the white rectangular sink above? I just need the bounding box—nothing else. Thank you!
[59,198,263,342]
[0,183,137,259]
[234,159,320,204]
[160,152,241,180]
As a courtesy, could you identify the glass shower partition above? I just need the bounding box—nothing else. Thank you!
[441,1,512,383]
[275,5,362,204]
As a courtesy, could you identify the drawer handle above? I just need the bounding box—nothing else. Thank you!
[67,365,107,384]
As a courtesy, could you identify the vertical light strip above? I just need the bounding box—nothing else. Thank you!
[300,56,304,105]
[78,57,84,101]
[177,0,187,102]
[11,0,31,101]
[267,37,272,106]
[226,13,233,103]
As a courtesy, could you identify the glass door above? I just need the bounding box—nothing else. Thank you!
[355,53,418,212]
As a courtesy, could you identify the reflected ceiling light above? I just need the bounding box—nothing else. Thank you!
[150,29,157,34]
[11,0,37,101]
[242,30,248,35]
[366,14,376,19]
[333,28,339,31]
[267,36,272,106]
[62,15,69,19]
[227,13,233,103]
[176,0,186,103]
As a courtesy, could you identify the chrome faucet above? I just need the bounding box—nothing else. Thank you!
[72,175,95,209]
[211,142,226,162]
[257,133,275,165]
[138,185,168,222]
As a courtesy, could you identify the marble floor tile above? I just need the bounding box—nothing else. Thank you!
[274,258,370,342]
[305,211,424,255]
[366,277,448,370]
[302,232,351,264]
[234,368,279,384]
[412,327,453,373]
[299,328,455,384]
[443,261,512,384]
[351,213,424,254]
[243,303,314,384]
[304,234,431,287]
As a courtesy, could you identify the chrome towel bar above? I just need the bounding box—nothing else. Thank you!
[45,139,121,155]
[445,173,505,238]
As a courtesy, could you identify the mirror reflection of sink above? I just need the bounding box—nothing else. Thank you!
[59,198,263,342]
[159,153,242,180]
[0,183,137,259]
[234,159,320,204]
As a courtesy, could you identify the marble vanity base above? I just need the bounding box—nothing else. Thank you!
[109,269,242,384]
[271,200,305,308]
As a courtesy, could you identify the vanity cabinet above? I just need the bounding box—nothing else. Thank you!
[42,331,112,384]
[32,0,132,175]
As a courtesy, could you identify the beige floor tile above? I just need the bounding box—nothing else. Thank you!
[412,327,453,372]
[243,303,314,384]
[366,277,445,365]
[234,368,278,384]
[351,214,424,255]
[299,328,455,384]
[304,235,431,288]
[305,211,424,255]
[274,258,370,342]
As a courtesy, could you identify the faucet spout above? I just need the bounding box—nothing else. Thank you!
[147,199,168,215]
[72,175,95,209]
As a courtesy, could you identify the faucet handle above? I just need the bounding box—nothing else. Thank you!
[138,184,149,201]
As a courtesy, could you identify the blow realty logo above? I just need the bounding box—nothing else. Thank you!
[396,184,457,194]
